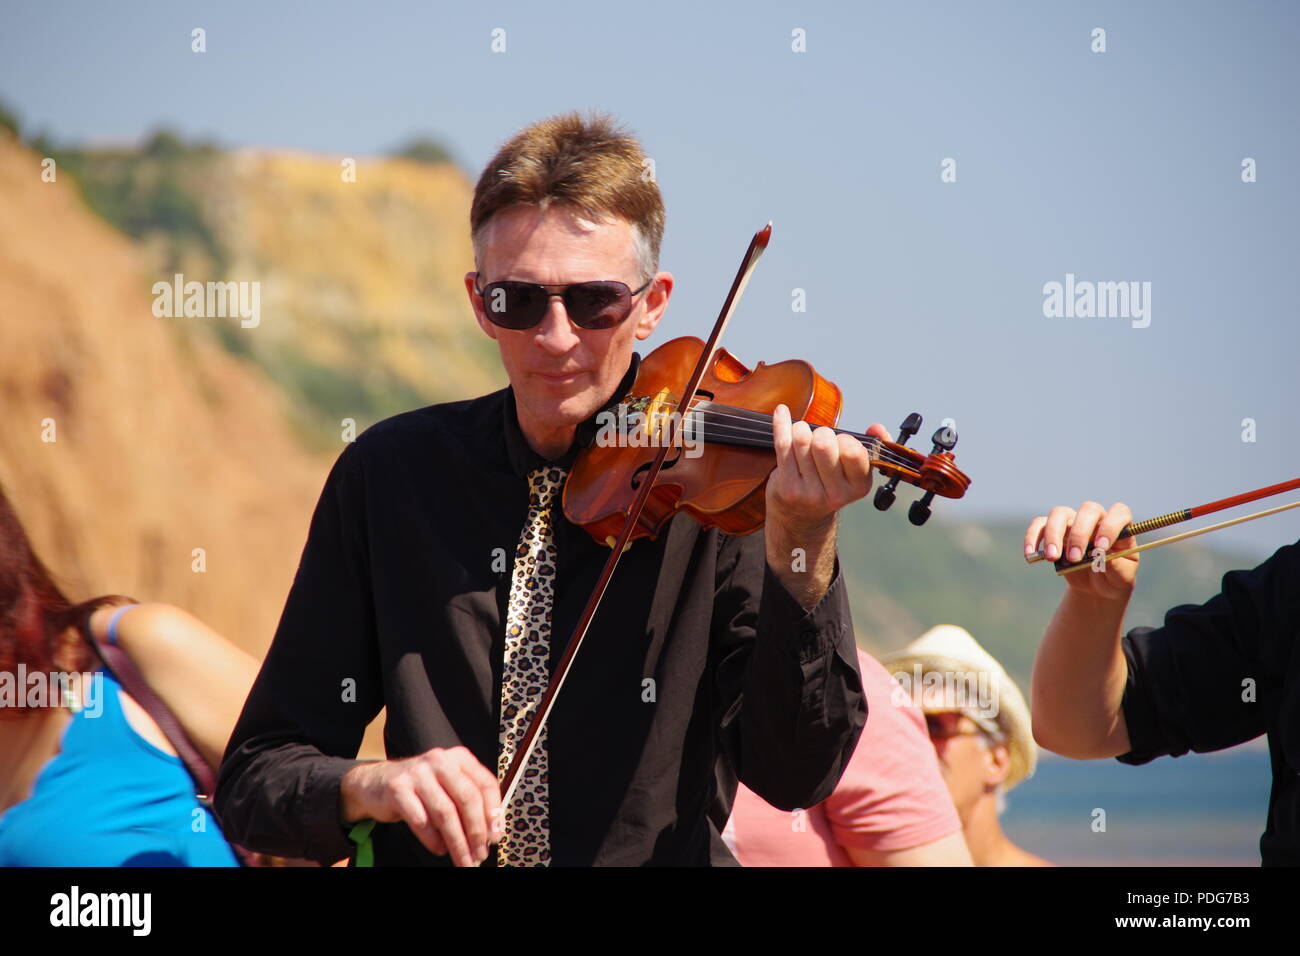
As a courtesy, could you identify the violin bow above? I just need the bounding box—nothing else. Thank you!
[499,222,774,807]
[1026,476,1300,575]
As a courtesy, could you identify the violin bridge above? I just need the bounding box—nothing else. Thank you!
[644,387,674,444]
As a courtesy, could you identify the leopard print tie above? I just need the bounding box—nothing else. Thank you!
[497,465,566,866]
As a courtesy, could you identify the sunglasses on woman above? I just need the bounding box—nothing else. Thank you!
[472,273,652,330]
[924,710,1004,742]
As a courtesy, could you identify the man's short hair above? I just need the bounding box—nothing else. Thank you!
[469,110,664,283]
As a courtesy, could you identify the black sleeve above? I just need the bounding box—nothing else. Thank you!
[711,530,866,811]
[213,442,384,865]
[1117,539,1300,765]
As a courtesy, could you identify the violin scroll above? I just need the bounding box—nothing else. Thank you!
[870,417,971,526]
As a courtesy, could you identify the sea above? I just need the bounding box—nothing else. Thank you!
[1001,741,1273,866]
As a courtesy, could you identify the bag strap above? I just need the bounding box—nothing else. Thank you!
[98,642,218,796]
[78,605,262,867]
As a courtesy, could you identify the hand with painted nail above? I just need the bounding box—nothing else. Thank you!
[1023,501,1140,601]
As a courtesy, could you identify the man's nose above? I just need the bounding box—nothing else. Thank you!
[533,295,581,353]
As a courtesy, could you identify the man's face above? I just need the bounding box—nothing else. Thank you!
[465,205,670,450]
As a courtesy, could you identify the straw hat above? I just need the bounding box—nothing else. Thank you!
[880,625,1038,790]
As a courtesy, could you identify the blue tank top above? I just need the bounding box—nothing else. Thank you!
[0,668,239,866]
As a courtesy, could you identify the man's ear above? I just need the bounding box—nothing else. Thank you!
[984,742,1012,788]
[633,271,673,341]
[465,272,499,340]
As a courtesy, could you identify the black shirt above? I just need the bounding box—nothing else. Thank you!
[1117,538,1300,866]
[214,352,866,866]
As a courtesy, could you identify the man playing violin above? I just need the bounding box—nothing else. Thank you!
[1026,500,1299,865]
[215,110,879,866]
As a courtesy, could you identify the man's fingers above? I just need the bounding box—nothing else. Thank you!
[788,415,815,487]
[806,426,843,503]
[380,750,500,864]
[771,404,797,479]
[837,432,874,498]
[813,430,873,506]
[776,422,876,518]
[392,784,448,858]
[412,767,475,867]
[458,753,504,844]
[435,760,489,863]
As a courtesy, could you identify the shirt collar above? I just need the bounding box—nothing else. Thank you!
[501,350,642,478]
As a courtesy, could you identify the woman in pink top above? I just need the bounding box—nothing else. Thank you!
[723,648,971,866]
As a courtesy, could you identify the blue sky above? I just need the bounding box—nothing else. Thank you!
[3,0,1297,555]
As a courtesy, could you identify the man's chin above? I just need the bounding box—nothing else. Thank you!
[519,385,600,427]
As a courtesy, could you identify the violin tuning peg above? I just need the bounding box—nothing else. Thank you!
[908,491,936,527]
[875,414,921,511]
[898,413,923,446]
[930,426,957,454]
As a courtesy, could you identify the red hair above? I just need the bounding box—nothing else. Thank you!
[0,481,131,718]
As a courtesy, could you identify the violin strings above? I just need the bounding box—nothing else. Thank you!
[613,395,920,470]
[653,402,922,473]
[655,414,918,472]
[694,419,918,472]
[608,397,922,473]
[655,396,890,447]
[657,400,928,473]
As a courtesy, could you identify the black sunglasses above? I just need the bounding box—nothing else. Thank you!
[472,273,652,330]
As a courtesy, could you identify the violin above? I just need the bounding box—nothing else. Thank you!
[564,335,972,548]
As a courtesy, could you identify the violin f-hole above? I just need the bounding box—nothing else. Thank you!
[630,445,682,490]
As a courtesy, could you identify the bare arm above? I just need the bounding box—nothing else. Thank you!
[1025,501,1139,759]
[846,830,974,867]
[91,602,259,771]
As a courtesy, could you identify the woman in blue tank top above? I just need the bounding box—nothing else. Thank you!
[0,484,260,866]
[0,667,239,866]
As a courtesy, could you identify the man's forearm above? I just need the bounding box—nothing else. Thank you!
[765,514,838,611]
[1031,589,1133,758]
